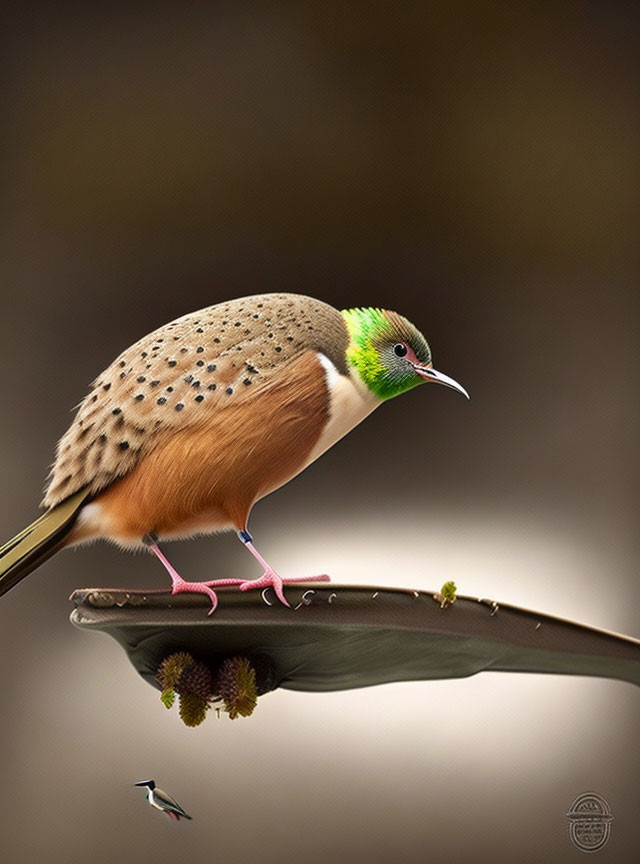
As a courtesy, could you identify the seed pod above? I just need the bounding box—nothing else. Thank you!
[178,693,207,727]
[176,660,213,701]
[157,651,194,690]
[214,656,258,719]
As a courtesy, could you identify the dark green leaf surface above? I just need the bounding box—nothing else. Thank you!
[70,585,640,692]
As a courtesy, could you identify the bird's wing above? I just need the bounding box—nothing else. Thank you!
[43,293,348,507]
[154,788,192,819]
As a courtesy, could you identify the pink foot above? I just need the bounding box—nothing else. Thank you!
[237,570,330,607]
[148,542,230,616]
[187,571,330,609]
[171,576,221,616]
[146,535,329,615]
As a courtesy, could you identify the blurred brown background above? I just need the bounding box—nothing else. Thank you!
[1,3,638,863]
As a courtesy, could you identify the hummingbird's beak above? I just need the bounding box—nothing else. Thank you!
[412,364,470,399]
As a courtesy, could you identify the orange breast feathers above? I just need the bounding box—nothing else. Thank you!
[87,350,330,541]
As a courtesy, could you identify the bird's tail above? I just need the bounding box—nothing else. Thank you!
[167,811,192,821]
[0,488,91,598]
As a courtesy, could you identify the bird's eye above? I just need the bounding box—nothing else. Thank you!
[393,343,408,357]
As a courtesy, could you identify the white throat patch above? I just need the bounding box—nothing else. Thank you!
[303,353,382,468]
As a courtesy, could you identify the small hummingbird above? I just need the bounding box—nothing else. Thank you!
[0,293,468,612]
[134,780,192,821]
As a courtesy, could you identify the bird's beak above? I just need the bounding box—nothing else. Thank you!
[412,364,470,399]
[133,781,147,787]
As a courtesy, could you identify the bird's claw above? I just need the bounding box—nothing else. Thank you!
[237,571,331,608]
[169,572,331,614]
[171,579,219,615]
[238,571,290,606]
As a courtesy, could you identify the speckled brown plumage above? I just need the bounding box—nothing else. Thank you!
[44,293,348,508]
[81,349,330,541]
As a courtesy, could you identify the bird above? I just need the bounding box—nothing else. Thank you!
[0,292,468,613]
[134,779,192,821]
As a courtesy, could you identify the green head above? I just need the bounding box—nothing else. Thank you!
[341,307,469,401]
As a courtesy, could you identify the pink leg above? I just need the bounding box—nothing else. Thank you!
[147,542,224,616]
[144,531,329,614]
[236,531,330,607]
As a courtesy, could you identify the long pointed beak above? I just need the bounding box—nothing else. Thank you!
[134,781,148,787]
[412,365,470,399]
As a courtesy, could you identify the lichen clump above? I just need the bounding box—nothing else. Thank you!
[156,652,273,727]
[157,651,195,718]
[434,580,458,608]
